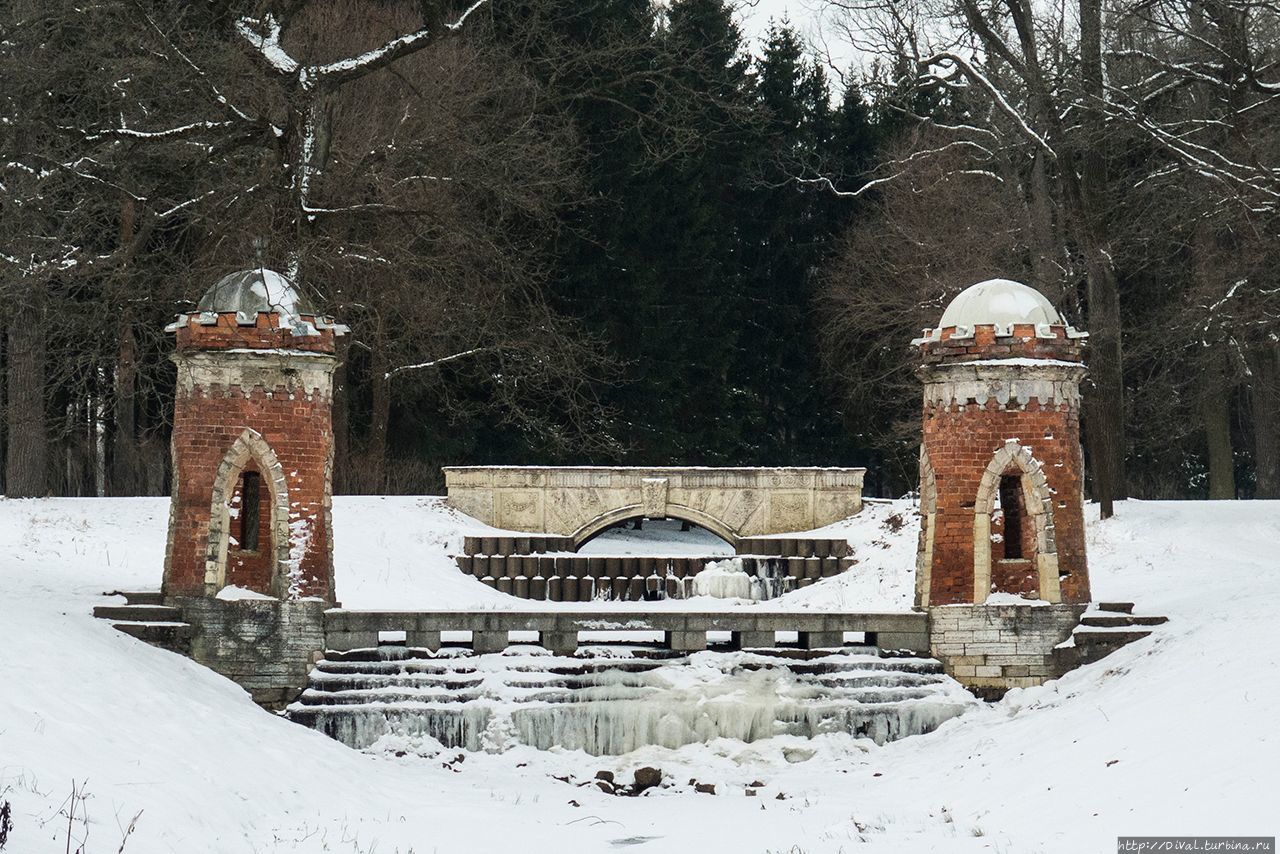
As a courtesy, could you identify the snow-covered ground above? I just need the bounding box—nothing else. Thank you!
[1,496,1276,852]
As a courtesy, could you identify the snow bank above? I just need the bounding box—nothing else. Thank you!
[1,496,1276,852]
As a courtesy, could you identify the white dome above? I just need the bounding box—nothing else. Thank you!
[938,279,1062,328]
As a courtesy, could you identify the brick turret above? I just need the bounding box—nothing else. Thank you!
[162,268,347,602]
[914,279,1091,607]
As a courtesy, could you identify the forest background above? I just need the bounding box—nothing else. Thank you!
[1,0,1276,506]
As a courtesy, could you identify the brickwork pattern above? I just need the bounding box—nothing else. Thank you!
[164,310,338,602]
[917,325,1090,607]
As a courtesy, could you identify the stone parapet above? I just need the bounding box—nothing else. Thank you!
[444,466,865,543]
[324,608,928,655]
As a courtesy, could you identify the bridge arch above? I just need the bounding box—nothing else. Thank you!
[571,504,740,550]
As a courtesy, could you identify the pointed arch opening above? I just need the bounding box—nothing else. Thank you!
[204,428,290,597]
[973,440,1061,604]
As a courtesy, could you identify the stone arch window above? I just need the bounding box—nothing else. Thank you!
[973,440,1061,603]
[915,446,938,608]
[205,428,290,596]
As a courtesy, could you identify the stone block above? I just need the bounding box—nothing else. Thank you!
[800,631,843,650]
[540,631,578,656]
[874,631,930,654]
[406,629,441,651]
[731,630,774,649]
[472,630,509,654]
[667,631,707,653]
[328,630,378,651]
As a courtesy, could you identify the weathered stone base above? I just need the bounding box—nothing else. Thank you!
[173,596,328,709]
[929,604,1086,699]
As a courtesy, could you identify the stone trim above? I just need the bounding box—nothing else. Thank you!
[919,361,1086,410]
[445,466,865,540]
[571,502,741,548]
[915,446,937,608]
[173,350,337,401]
[972,440,1060,603]
[204,428,291,596]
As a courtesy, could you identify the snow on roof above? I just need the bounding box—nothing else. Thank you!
[938,279,1063,328]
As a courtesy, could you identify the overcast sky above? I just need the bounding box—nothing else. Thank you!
[734,0,864,88]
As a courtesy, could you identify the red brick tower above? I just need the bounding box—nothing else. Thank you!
[163,268,347,602]
[914,279,1091,607]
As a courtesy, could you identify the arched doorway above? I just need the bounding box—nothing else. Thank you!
[972,440,1061,603]
[204,428,291,597]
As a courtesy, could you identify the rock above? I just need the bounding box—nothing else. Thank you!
[783,747,815,764]
[694,783,716,795]
[745,789,757,797]
[775,793,787,800]
[749,780,765,788]
[633,767,662,792]
[596,780,615,794]
[595,770,615,783]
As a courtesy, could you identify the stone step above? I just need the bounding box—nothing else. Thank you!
[1096,601,1134,614]
[93,604,184,622]
[105,590,165,606]
[1072,627,1154,647]
[1080,614,1168,628]
[288,647,973,754]
[110,620,194,653]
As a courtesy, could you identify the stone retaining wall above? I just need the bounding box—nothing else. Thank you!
[176,596,327,708]
[929,603,1086,697]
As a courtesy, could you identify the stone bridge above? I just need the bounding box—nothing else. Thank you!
[443,466,866,547]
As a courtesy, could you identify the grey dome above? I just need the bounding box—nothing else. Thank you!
[938,279,1062,328]
[198,268,314,321]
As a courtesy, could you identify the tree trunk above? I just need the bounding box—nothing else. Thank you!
[332,336,350,494]
[5,299,47,497]
[111,321,141,495]
[368,348,391,494]
[1202,358,1236,499]
[1076,0,1127,518]
[1248,344,1280,498]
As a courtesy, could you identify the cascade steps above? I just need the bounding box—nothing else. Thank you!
[451,553,856,602]
[287,643,976,755]
[93,592,193,654]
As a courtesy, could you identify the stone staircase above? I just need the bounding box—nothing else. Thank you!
[1056,601,1169,668]
[93,591,193,654]
[287,643,977,755]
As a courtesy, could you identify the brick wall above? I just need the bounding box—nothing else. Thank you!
[917,325,1091,606]
[163,310,338,602]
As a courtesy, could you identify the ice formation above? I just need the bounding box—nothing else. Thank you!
[288,646,976,756]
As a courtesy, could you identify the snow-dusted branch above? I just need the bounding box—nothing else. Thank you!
[234,14,299,76]
[84,120,234,142]
[385,347,494,380]
[311,1,489,87]
[236,1,490,92]
[918,52,1056,158]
